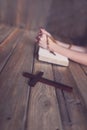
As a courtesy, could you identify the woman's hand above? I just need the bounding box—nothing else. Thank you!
[36,28,57,50]
[35,28,48,49]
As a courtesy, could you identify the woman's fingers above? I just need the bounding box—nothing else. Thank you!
[35,28,52,49]
[37,34,47,49]
[35,29,42,42]
[38,42,47,49]
[40,28,51,37]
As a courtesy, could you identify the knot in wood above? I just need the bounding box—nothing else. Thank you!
[41,100,51,112]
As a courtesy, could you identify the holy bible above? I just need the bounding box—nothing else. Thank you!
[38,47,69,66]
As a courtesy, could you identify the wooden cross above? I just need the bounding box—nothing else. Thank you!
[23,71,73,92]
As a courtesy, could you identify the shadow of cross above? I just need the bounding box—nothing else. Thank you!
[23,71,73,92]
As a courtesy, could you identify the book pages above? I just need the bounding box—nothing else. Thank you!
[38,47,69,66]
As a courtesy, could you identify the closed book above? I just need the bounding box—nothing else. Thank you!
[38,47,69,66]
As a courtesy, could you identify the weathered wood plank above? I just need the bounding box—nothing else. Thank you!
[0,28,23,72]
[0,25,9,35]
[53,66,73,130]
[0,31,35,130]
[16,0,27,28]
[0,24,5,31]
[0,28,19,47]
[0,26,15,44]
[26,0,52,30]
[69,62,87,108]
[5,0,18,26]
[81,65,87,75]
[0,0,8,23]
[26,56,63,130]
[63,89,87,130]
[53,64,87,130]
[0,0,53,30]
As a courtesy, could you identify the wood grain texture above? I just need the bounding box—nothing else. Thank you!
[53,64,87,130]
[0,0,8,24]
[81,65,87,75]
[0,28,18,49]
[0,24,5,30]
[69,62,87,108]
[0,26,15,44]
[26,0,52,30]
[26,57,63,130]
[0,0,52,30]
[16,0,27,28]
[5,0,18,26]
[0,31,35,130]
[0,28,24,72]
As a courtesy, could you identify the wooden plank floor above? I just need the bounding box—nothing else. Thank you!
[0,24,87,130]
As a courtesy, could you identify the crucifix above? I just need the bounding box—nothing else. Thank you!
[23,71,73,92]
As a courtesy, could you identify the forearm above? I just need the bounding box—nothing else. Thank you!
[56,40,87,53]
[52,44,87,66]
